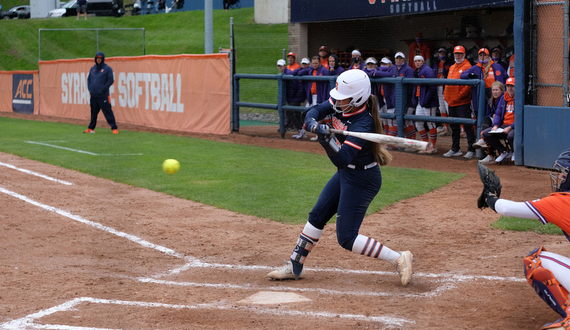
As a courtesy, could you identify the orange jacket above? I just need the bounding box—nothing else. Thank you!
[444,60,472,107]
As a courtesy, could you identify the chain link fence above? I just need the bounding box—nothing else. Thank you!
[532,0,569,107]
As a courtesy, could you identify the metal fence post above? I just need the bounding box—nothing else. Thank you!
[277,74,285,138]
[395,77,405,138]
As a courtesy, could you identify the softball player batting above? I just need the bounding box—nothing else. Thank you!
[481,148,570,329]
[267,70,414,286]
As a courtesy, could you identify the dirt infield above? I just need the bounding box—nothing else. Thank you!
[0,113,565,329]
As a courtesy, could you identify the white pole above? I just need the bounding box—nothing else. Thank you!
[205,0,213,54]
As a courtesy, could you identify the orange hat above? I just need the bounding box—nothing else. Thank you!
[287,52,296,58]
[453,45,466,54]
[478,48,490,55]
[506,77,515,86]
[319,46,327,51]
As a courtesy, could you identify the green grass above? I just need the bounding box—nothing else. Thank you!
[0,116,463,224]
[491,216,564,235]
[0,7,286,106]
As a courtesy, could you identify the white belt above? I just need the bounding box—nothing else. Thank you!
[346,162,377,170]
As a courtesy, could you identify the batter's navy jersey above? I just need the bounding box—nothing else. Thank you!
[305,98,377,169]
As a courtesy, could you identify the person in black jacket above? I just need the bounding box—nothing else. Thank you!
[84,52,118,134]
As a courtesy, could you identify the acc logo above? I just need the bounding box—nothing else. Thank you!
[12,74,34,114]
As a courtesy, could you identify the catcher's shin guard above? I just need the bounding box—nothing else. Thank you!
[525,246,570,318]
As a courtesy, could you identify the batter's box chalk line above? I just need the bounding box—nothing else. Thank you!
[0,297,415,329]
[1,186,525,302]
[0,161,73,185]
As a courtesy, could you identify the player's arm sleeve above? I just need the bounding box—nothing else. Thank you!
[494,199,540,220]
[103,67,115,91]
[304,100,334,124]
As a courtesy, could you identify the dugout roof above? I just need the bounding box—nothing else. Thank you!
[291,0,514,23]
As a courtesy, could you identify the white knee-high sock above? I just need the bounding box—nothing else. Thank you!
[352,234,401,263]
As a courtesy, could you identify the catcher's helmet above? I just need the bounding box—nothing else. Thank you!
[550,148,570,192]
[329,69,371,113]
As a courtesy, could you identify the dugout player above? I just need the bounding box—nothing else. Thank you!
[481,148,570,329]
[84,52,118,134]
[267,70,414,286]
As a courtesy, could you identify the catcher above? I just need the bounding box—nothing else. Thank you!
[478,148,570,330]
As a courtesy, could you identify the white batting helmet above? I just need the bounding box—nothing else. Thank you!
[329,69,371,113]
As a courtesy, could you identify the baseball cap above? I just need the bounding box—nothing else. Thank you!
[319,46,327,51]
[478,48,490,55]
[395,52,405,58]
[492,47,501,54]
[414,55,424,62]
[301,57,310,64]
[438,47,447,53]
[287,52,296,58]
[453,45,466,54]
[352,50,362,56]
[506,77,515,86]
[277,59,286,66]
[365,57,377,64]
[380,57,392,64]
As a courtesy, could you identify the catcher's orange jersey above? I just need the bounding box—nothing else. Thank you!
[526,192,570,234]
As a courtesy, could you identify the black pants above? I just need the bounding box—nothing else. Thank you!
[448,103,475,153]
[89,96,117,130]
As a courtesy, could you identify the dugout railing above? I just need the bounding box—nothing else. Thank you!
[232,74,485,141]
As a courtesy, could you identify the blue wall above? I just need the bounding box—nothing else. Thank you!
[523,106,570,169]
[166,0,254,11]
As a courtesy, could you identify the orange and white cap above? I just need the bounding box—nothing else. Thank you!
[453,45,466,54]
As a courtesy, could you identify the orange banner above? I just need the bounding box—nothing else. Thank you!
[0,71,40,114]
[38,54,231,134]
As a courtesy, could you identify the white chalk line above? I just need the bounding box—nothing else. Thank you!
[25,141,142,156]
[0,297,415,329]
[0,186,524,320]
[0,187,185,259]
[0,161,73,186]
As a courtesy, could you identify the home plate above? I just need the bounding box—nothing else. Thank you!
[238,291,312,305]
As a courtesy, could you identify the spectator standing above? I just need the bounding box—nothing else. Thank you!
[460,48,507,115]
[443,45,475,158]
[76,0,87,20]
[491,47,509,71]
[507,54,515,78]
[295,56,331,107]
[286,52,300,71]
[223,0,230,11]
[319,46,330,69]
[277,59,305,139]
[140,0,147,14]
[349,50,366,70]
[374,52,416,140]
[432,47,454,136]
[482,77,515,163]
[156,0,166,13]
[376,58,392,132]
[328,54,345,76]
[300,57,310,70]
[409,31,431,67]
[412,55,439,153]
[84,52,118,134]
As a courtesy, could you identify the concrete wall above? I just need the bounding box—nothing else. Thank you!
[254,0,288,24]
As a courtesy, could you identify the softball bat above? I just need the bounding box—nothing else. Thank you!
[329,129,429,151]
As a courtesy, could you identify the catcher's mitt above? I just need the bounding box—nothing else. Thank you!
[477,162,502,209]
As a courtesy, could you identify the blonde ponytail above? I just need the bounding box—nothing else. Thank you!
[368,95,392,166]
